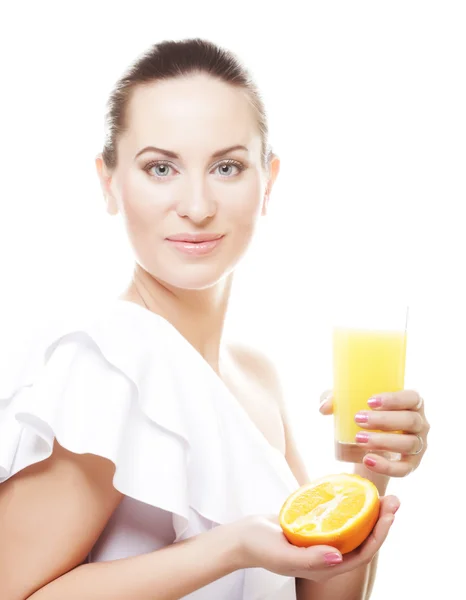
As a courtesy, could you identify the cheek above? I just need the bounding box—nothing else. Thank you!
[226,179,263,233]
[118,172,166,234]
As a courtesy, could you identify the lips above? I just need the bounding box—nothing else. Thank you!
[165,233,225,256]
[166,233,224,243]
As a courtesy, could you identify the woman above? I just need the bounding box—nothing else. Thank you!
[0,38,429,600]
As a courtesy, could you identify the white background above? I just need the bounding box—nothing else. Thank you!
[1,1,465,597]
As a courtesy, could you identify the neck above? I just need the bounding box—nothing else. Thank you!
[122,264,233,373]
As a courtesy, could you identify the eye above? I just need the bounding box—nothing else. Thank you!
[214,159,246,178]
[144,161,175,179]
[143,158,246,179]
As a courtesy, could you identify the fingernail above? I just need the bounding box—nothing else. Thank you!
[364,456,377,467]
[355,412,369,424]
[320,393,331,406]
[355,432,370,443]
[368,396,383,408]
[324,552,343,565]
[393,505,400,514]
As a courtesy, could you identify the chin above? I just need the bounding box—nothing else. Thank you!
[154,261,237,292]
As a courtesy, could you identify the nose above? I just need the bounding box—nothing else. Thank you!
[175,177,216,224]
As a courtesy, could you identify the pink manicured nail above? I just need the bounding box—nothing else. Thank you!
[368,396,383,408]
[355,412,369,424]
[355,432,370,443]
[324,552,343,565]
[364,456,377,467]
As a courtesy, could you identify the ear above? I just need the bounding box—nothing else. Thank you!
[262,154,280,216]
[95,154,118,216]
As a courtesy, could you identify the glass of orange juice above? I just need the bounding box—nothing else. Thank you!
[332,304,408,463]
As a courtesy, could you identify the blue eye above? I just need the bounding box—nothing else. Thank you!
[145,162,172,178]
[154,164,170,176]
[143,158,246,180]
[215,160,245,177]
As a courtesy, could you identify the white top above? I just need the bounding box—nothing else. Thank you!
[0,299,299,599]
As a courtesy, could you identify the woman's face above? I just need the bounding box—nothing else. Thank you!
[97,74,279,291]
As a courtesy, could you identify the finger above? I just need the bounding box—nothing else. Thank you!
[267,516,346,573]
[299,496,399,579]
[309,515,395,578]
[379,494,401,515]
[344,495,399,566]
[361,453,416,477]
[355,410,423,433]
[367,390,423,412]
[352,511,395,563]
[319,390,334,415]
[287,543,345,570]
[266,515,346,570]
[355,431,424,455]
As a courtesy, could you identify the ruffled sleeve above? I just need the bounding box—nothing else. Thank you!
[0,301,299,600]
[0,327,191,532]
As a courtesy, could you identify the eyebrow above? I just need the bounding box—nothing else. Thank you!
[134,144,249,160]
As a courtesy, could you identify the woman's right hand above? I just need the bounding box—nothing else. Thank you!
[235,495,399,583]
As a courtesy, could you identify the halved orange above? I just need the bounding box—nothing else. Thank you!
[279,473,380,554]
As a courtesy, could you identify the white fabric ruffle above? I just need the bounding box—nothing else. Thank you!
[0,300,299,599]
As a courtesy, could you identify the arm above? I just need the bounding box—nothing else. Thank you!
[0,440,241,600]
[28,524,240,600]
[351,461,390,598]
[263,362,387,600]
[281,419,378,600]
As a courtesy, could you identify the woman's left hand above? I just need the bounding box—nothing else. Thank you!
[319,390,430,477]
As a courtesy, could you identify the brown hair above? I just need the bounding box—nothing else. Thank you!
[102,38,272,171]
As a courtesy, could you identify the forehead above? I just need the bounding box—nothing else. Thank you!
[121,74,260,155]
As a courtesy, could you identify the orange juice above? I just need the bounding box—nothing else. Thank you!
[333,327,407,462]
